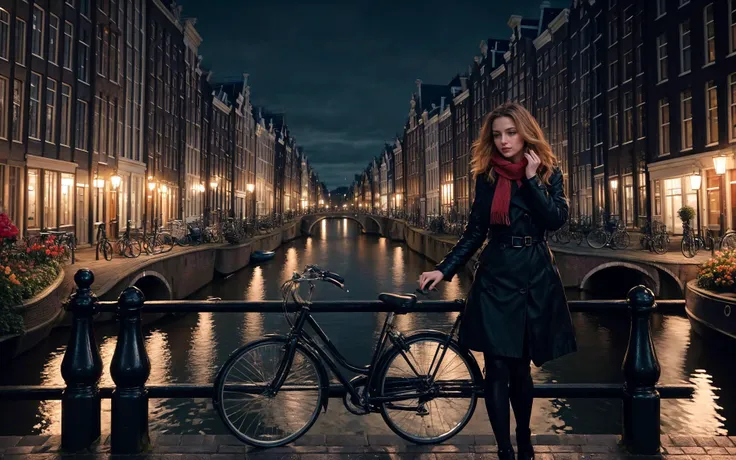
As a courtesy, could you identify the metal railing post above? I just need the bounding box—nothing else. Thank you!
[622,285,661,455]
[111,287,151,454]
[60,269,103,451]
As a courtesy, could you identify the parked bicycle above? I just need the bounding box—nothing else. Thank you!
[213,265,482,447]
[639,220,668,254]
[587,218,630,249]
[95,222,113,261]
[680,221,704,258]
[702,227,736,253]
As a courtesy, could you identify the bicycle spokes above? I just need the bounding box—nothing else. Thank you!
[379,337,476,442]
[217,341,323,446]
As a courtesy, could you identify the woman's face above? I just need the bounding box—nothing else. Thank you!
[492,116,525,161]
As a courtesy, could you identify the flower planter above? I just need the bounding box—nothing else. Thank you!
[685,280,736,344]
[0,270,65,362]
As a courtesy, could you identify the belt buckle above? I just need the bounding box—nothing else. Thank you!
[524,236,533,246]
[511,236,523,248]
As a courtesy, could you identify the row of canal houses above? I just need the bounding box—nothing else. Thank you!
[351,0,736,237]
[0,0,328,246]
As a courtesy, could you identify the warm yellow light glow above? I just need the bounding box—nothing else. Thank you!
[610,179,618,191]
[714,155,727,175]
[690,172,702,190]
[148,181,156,191]
[61,177,74,187]
[93,179,105,188]
[161,184,168,194]
[110,174,122,189]
[246,183,255,193]
[210,180,218,189]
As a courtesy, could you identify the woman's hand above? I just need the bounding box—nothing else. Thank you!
[418,270,444,291]
[524,149,541,179]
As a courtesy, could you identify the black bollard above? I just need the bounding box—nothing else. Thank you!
[621,285,662,455]
[110,287,151,454]
[60,269,103,451]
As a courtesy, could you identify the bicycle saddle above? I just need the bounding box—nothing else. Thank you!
[378,293,417,313]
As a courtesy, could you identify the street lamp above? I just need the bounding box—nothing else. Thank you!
[690,170,702,238]
[246,183,255,222]
[714,155,728,175]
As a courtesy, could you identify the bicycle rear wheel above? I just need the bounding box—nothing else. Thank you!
[101,241,113,261]
[376,333,480,444]
[213,338,325,448]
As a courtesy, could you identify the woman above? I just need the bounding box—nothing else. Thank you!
[418,102,577,460]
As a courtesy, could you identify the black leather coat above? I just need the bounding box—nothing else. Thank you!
[435,167,577,366]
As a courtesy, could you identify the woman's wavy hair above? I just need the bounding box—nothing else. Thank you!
[470,102,557,185]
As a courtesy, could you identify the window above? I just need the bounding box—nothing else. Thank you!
[659,98,670,156]
[623,6,632,36]
[609,13,618,46]
[27,169,40,228]
[609,60,618,88]
[637,85,646,140]
[60,173,74,226]
[80,0,89,17]
[60,84,71,145]
[657,0,666,18]
[0,77,6,139]
[636,45,642,75]
[680,0,689,6]
[703,4,715,66]
[657,34,668,82]
[48,14,58,65]
[29,73,41,139]
[0,9,9,60]
[44,171,58,228]
[45,78,56,142]
[15,18,26,65]
[31,6,44,58]
[624,92,633,143]
[680,21,691,74]
[706,81,718,145]
[12,80,22,142]
[79,28,90,83]
[110,32,118,83]
[609,97,619,147]
[75,100,88,150]
[624,50,632,82]
[96,26,105,76]
[66,0,75,7]
[63,22,73,70]
[681,89,692,150]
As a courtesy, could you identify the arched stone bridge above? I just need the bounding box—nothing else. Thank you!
[549,246,701,299]
[300,212,386,236]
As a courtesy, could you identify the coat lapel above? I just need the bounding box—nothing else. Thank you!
[510,181,531,212]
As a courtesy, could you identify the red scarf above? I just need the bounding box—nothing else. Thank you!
[490,155,528,226]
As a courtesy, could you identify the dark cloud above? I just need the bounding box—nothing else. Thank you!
[180,0,568,187]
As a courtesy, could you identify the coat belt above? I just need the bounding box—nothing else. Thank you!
[490,234,547,248]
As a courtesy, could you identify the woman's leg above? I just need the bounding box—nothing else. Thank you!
[508,358,534,445]
[483,352,513,451]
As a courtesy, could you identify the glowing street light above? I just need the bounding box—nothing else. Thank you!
[714,155,727,175]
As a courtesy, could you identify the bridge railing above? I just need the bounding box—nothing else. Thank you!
[0,269,693,455]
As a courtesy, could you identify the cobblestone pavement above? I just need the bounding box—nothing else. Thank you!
[1,433,735,459]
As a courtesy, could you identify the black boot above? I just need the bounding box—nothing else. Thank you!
[497,446,516,460]
[515,428,534,460]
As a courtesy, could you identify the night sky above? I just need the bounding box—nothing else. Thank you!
[179,0,568,188]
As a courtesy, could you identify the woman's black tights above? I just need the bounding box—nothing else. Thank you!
[483,351,534,450]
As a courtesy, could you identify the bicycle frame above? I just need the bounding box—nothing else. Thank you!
[272,303,463,408]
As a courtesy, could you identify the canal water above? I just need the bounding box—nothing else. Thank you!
[0,218,733,436]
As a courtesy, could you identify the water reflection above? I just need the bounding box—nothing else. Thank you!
[0,218,733,436]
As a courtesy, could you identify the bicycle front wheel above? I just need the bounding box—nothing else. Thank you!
[101,241,113,261]
[586,229,608,249]
[376,333,481,444]
[213,338,325,448]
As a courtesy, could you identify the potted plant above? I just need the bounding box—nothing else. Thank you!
[677,205,695,226]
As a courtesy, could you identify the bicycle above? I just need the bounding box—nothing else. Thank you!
[213,265,482,448]
[95,223,113,261]
[587,218,630,249]
[680,221,704,258]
